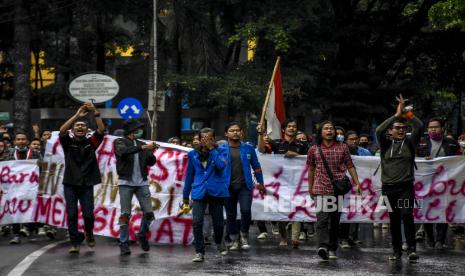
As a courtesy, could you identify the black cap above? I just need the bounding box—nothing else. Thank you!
[123,119,144,135]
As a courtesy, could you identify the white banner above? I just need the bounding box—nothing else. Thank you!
[0,160,40,224]
[34,133,193,245]
[253,154,465,223]
[2,133,465,245]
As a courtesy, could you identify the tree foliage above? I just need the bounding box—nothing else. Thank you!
[1,0,465,133]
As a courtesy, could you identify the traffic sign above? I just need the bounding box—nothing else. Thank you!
[117,98,144,119]
[68,72,119,104]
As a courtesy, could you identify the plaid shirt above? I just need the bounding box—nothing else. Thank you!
[307,142,354,195]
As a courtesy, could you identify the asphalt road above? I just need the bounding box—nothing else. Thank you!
[1,224,465,276]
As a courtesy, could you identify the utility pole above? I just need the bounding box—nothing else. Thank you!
[149,0,158,140]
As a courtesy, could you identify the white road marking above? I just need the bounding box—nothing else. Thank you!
[7,240,66,276]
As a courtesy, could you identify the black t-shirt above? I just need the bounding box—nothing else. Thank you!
[229,146,244,189]
[59,131,104,186]
[268,139,309,155]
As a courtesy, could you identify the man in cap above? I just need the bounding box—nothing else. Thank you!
[114,119,158,255]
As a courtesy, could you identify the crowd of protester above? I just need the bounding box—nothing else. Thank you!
[1,96,465,263]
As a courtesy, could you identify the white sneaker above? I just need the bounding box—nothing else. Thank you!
[241,236,250,250]
[192,253,204,262]
[20,227,30,237]
[217,243,228,256]
[10,235,21,244]
[329,251,338,259]
[299,232,306,241]
[382,223,389,229]
[229,240,239,251]
[38,227,46,236]
[271,226,279,236]
[257,232,268,240]
[340,240,351,249]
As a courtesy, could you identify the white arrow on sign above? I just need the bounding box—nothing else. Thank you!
[131,105,140,114]
[120,105,130,114]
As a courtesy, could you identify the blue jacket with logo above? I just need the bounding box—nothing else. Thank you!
[183,147,230,200]
[219,142,264,190]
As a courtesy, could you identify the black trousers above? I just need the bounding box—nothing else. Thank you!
[424,223,448,244]
[382,183,416,253]
[316,196,342,251]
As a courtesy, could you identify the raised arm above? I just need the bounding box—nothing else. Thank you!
[256,123,266,153]
[59,104,88,134]
[86,102,105,134]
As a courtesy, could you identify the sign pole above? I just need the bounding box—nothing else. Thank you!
[150,0,158,141]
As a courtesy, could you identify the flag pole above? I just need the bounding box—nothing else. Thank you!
[259,56,281,126]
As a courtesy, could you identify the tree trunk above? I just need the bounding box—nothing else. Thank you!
[13,0,31,134]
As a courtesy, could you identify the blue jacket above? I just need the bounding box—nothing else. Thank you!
[357,147,372,156]
[220,142,264,190]
[183,147,230,200]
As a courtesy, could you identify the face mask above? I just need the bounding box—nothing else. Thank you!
[459,141,465,148]
[134,129,144,139]
[336,135,345,142]
[429,132,443,141]
[359,142,368,148]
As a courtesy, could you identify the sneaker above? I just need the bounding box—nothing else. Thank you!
[408,251,419,262]
[340,240,351,249]
[137,234,150,252]
[46,228,56,240]
[257,232,268,240]
[217,243,228,256]
[1,226,10,236]
[86,233,96,248]
[9,235,21,244]
[389,251,402,261]
[286,222,292,231]
[120,243,131,255]
[69,245,80,254]
[373,223,381,228]
[328,251,338,260]
[271,226,279,236]
[20,227,30,237]
[415,230,424,242]
[402,242,408,251]
[192,253,204,262]
[38,227,46,236]
[382,223,389,229]
[353,239,362,245]
[299,232,306,241]
[279,240,288,247]
[241,236,250,250]
[229,240,240,251]
[292,240,300,249]
[435,242,446,250]
[317,247,329,261]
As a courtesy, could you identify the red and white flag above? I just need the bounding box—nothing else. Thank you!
[265,60,286,140]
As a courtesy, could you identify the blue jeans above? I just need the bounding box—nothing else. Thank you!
[225,185,252,239]
[118,185,154,245]
[64,185,95,246]
[192,195,225,254]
